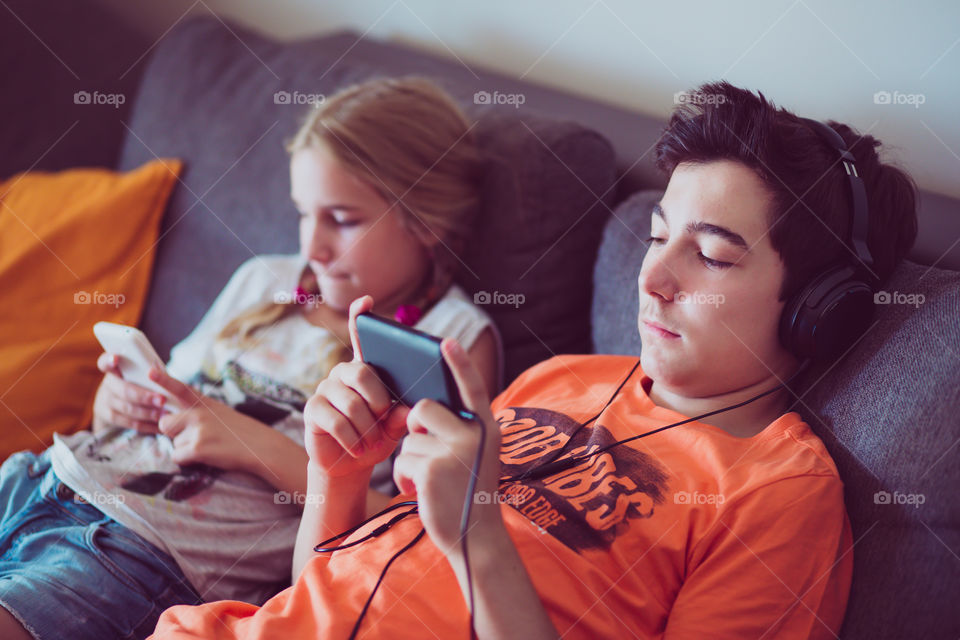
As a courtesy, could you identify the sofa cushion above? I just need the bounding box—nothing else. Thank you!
[592,188,960,639]
[0,159,182,458]
[117,16,615,386]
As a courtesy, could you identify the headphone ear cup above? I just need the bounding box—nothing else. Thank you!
[780,264,876,361]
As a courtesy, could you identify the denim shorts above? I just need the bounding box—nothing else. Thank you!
[0,449,203,640]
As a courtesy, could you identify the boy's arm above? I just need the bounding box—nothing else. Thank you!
[292,463,370,581]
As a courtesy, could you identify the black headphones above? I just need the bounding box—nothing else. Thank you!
[778,118,880,361]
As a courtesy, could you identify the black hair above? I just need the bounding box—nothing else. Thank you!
[656,81,918,300]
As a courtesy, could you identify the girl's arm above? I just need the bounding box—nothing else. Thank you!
[242,425,309,497]
[240,420,393,520]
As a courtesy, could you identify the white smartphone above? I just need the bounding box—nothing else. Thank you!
[93,321,181,412]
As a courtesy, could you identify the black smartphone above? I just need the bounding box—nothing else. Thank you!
[355,312,465,414]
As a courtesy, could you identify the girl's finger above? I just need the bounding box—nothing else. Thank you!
[148,367,195,407]
[158,412,187,440]
[107,395,163,423]
[107,407,160,434]
[97,351,116,373]
[105,374,167,410]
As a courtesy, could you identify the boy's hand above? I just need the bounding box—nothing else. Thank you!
[393,337,504,556]
[303,296,409,478]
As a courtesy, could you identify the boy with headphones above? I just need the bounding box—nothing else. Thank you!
[151,81,918,639]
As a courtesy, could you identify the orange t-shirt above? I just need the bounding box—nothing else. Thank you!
[151,355,853,639]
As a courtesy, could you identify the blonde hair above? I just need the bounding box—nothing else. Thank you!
[217,77,484,372]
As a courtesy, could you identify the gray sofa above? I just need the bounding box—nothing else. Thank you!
[4,4,958,638]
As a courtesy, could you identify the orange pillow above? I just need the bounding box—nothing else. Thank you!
[0,159,182,460]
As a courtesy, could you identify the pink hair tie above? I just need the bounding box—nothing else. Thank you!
[292,286,309,305]
[394,304,422,326]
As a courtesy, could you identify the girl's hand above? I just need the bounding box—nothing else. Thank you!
[91,352,170,434]
[393,338,504,557]
[303,296,409,478]
[148,367,267,473]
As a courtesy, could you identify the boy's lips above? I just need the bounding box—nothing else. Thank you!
[642,319,681,338]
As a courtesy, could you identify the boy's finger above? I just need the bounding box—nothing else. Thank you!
[441,338,488,416]
[347,296,374,362]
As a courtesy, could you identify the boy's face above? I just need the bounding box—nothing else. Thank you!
[638,160,798,397]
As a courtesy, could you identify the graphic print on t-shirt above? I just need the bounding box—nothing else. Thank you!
[86,361,308,503]
[496,407,670,552]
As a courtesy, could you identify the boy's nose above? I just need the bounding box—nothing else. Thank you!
[638,253,679,303]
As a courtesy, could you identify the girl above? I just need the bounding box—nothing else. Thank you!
[0,77,501,640]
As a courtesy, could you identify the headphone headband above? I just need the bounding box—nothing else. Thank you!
[779,118,879,361]
[797,117,876,281]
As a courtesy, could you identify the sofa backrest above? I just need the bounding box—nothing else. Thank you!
[593,189,960,639]
[271,30,960,274]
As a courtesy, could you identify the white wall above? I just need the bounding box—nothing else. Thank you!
[96,0,960,199]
